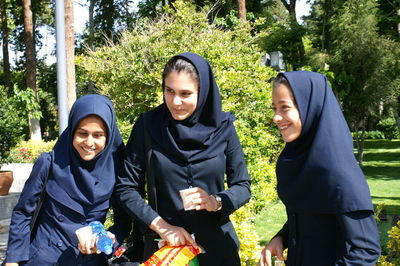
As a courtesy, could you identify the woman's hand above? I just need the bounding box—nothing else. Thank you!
[258,236,285,266]
[5,263,19,266]
[76,225,115,255]
[150,217,198,248]
[187,187,220,212]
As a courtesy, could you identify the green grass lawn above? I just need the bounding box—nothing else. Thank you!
[254,139,400,251]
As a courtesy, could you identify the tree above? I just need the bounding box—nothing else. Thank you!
[65,0,76,111]
[238,0,246,21]
[1,0,12,92]
[279,0,305,67]
[329,0,389,164]
[22,0,41,141]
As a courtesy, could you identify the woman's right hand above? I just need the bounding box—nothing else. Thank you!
[5,263,19,266]
[258,236,285,266]
[150,217,198,248]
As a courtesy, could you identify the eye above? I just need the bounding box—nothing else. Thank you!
[94,133,105,138]
[165,88,174,94]
[181,92,192,97]
[77,131,87,136]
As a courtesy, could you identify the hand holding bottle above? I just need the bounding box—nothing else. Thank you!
[76,221,115,255]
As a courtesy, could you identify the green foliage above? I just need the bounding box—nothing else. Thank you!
[363,131,385,140]
[378,118,400,140]
[8,139,56,163]
[329,0,390,126]
[231,207,261,265]
[78,1,281,262]
[0,86,24,167]
[377,221,400,266]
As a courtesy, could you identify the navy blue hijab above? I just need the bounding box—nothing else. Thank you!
[146,52,235,162]
[276,71,373,213]
[46,95,124,214]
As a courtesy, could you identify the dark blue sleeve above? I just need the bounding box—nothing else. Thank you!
[335,210,381,265]
[5,152,51,263]
[115,115,159,228]
[218,127,251,220]
[274,221,289,248]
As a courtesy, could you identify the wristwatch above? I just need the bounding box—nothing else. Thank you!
[212,194,222,211]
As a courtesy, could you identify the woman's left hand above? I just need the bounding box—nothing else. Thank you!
[189,187,220,212]
[77,230,115,255]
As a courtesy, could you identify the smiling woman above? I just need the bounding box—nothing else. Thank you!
[3,94,131,266]
[72,115,107,161]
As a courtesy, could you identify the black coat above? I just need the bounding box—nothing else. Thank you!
[116,115,251,265]
[276,209,380,265]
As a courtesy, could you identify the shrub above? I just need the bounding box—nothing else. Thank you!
[0,87,25,168]
[377,118,400,140]
[364,130,385,140]
[377,221,400,266]
[8,139,56,163]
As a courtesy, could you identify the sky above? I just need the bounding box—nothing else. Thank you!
[2,0,312,66]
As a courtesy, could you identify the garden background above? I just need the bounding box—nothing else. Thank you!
[0,0,399,265]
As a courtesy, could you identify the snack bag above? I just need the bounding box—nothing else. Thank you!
[141,245,202,266]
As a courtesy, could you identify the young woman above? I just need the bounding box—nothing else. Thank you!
[259,71,381,266]
[115,52,251,265]
[4,95,130,266]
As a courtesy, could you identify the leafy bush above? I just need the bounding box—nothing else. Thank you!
[378,118,400,140]
[364,130,385,140]
[0,87,25,167]
[8,139,56,163]
[377,221,400,266]
[78,1,282,262]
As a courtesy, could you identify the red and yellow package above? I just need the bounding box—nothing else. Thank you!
[141,245,202,266]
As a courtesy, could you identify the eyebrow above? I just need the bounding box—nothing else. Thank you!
[164,85,196,92]
[76,128,105,134]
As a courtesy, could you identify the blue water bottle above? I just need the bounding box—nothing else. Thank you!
[89,221,113,255]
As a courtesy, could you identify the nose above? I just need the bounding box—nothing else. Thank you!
[172,95,182,105]
[273,113,282,124]
[85,134,94,147]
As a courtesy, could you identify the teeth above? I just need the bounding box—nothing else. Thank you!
[82,147,95,152]
[279,125,289,130]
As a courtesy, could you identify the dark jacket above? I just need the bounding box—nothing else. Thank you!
[5,153,131,266]
[116,115,251,266]
[276,209,381,265]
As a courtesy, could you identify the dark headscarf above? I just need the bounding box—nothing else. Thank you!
[146,52,235,162]
[46,95,124,214]
[276,71,373,213]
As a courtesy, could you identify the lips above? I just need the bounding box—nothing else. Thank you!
[81,146,95,153]
[278,124,290,131]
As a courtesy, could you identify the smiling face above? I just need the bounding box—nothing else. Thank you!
[72,115,107,161]
[272,83,302,143]
[164,71,199,121]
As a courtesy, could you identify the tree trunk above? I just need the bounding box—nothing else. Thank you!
[23,0,41,141]
[354,119,366,166]
[1,0,12,93]
[238,0,246,21]
[394,107,400,130]
[89,0,95,50]
[280,0,306,68]
[65,0,76,112]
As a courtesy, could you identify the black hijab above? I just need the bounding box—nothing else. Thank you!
[276,71,373,213]
[46,95,124,214]
[146,52,235,163]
